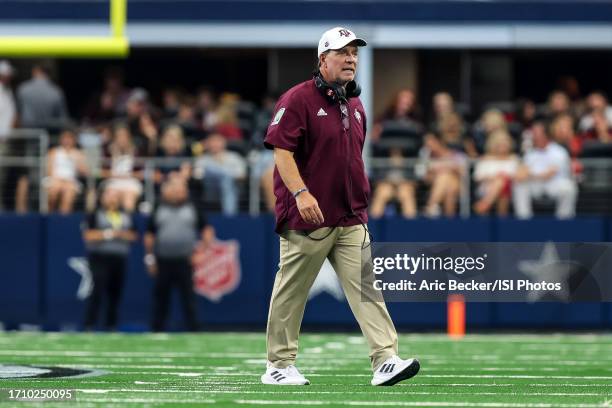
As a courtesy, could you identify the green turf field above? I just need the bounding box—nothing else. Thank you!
[0,332,610,407]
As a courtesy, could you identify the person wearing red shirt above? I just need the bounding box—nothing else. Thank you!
[261,27,419,387]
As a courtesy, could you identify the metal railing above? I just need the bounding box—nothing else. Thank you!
[0,129,49,212]
[369,157,472,218]
[1,129,611,216]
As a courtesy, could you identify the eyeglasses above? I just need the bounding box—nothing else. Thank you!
[340,103,350,131]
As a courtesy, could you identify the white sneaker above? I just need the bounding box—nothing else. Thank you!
[261,362,310,385]
[371,355,420,386]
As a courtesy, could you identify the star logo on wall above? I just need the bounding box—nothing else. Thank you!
[517,242,574,302]
[308,259,345,302]
[68,257,92,300]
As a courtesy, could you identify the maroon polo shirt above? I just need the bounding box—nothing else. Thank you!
[264,78,370,234]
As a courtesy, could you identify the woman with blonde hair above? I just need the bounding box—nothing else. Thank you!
[481,109,507,134]
[421,133,467,217]
[102,124,144,212]
[214,92,243,140]
[45,128,89,213]
[473,129,519,216]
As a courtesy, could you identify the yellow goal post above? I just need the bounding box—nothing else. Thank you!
[0,0,129,57]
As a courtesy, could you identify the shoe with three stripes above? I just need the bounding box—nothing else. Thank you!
[371,355,420,386]
[261,362,310,385]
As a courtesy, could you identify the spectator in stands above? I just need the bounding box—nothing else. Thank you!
[420,132,467,217]
[371,88,423,142]
[580,109,612,145]
[473,108,508,154]
[84,67,130,124]
[214,93,243,140]
[578,91,612,133]
[551,114,581,156]
[369,89,423,218]
[250,93,279,212]
[194,133,246,215]
[255,152,276,212]
[97,122,114,146]
[516,98,537,130]
[145,178,211,332]
[513,122,577,219]
[102,123,143,213]
[17,61,69,128]
[154,124,191,187]
[516,98,540,154]
[388,88,422,121]
[430,91,456,130]
[0,60,16,138]
[2,60,35,212]
[557,76,585,119]
[0,60,16,211]
[125,88,158,156]
[196,87,218,133]
[546,90,571,120]
[253,92,277,139]
[161,87,182,119]
[176,95,199,134]
[438,111,477,157]
[45,128,89,214]
[551,114,584,178]
[82,186,137,331]
[433,91,455,117]
[472,130,519,216]
[481,109,508,136]
[369,148,417,219]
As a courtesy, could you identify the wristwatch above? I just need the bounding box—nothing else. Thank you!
[293,187,309,198]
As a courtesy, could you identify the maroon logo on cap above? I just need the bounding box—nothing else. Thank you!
[338,29,351,38]
[324,41,329,47]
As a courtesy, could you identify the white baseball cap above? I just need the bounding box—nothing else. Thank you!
[317,27,367,57]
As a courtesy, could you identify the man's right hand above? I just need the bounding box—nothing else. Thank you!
[296,191,324,225]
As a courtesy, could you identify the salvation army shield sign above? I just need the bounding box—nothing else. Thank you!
[192,240,241,302]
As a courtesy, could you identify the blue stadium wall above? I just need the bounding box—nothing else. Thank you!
[3,0,612,23]
[0,214,610,331]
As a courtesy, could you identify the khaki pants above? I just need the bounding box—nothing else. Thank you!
[266,225,398,371]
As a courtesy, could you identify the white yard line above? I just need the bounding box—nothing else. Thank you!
[73,380,612,388]
[423,374,612,380]
[2,350,611,363]
[73,388,609,397]
[233,400,609,407]
[59,363,599,372]
[104,371,612,380]
[76,397,216,404]
[0,350,195,357]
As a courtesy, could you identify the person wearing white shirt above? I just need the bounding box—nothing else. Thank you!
[0,60,16,211]
[0,60,16,138]
[193,133,246,215]
[473,130,520,216]
[513,122,577,219]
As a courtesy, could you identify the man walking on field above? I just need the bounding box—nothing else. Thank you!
[261,27,420,386]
